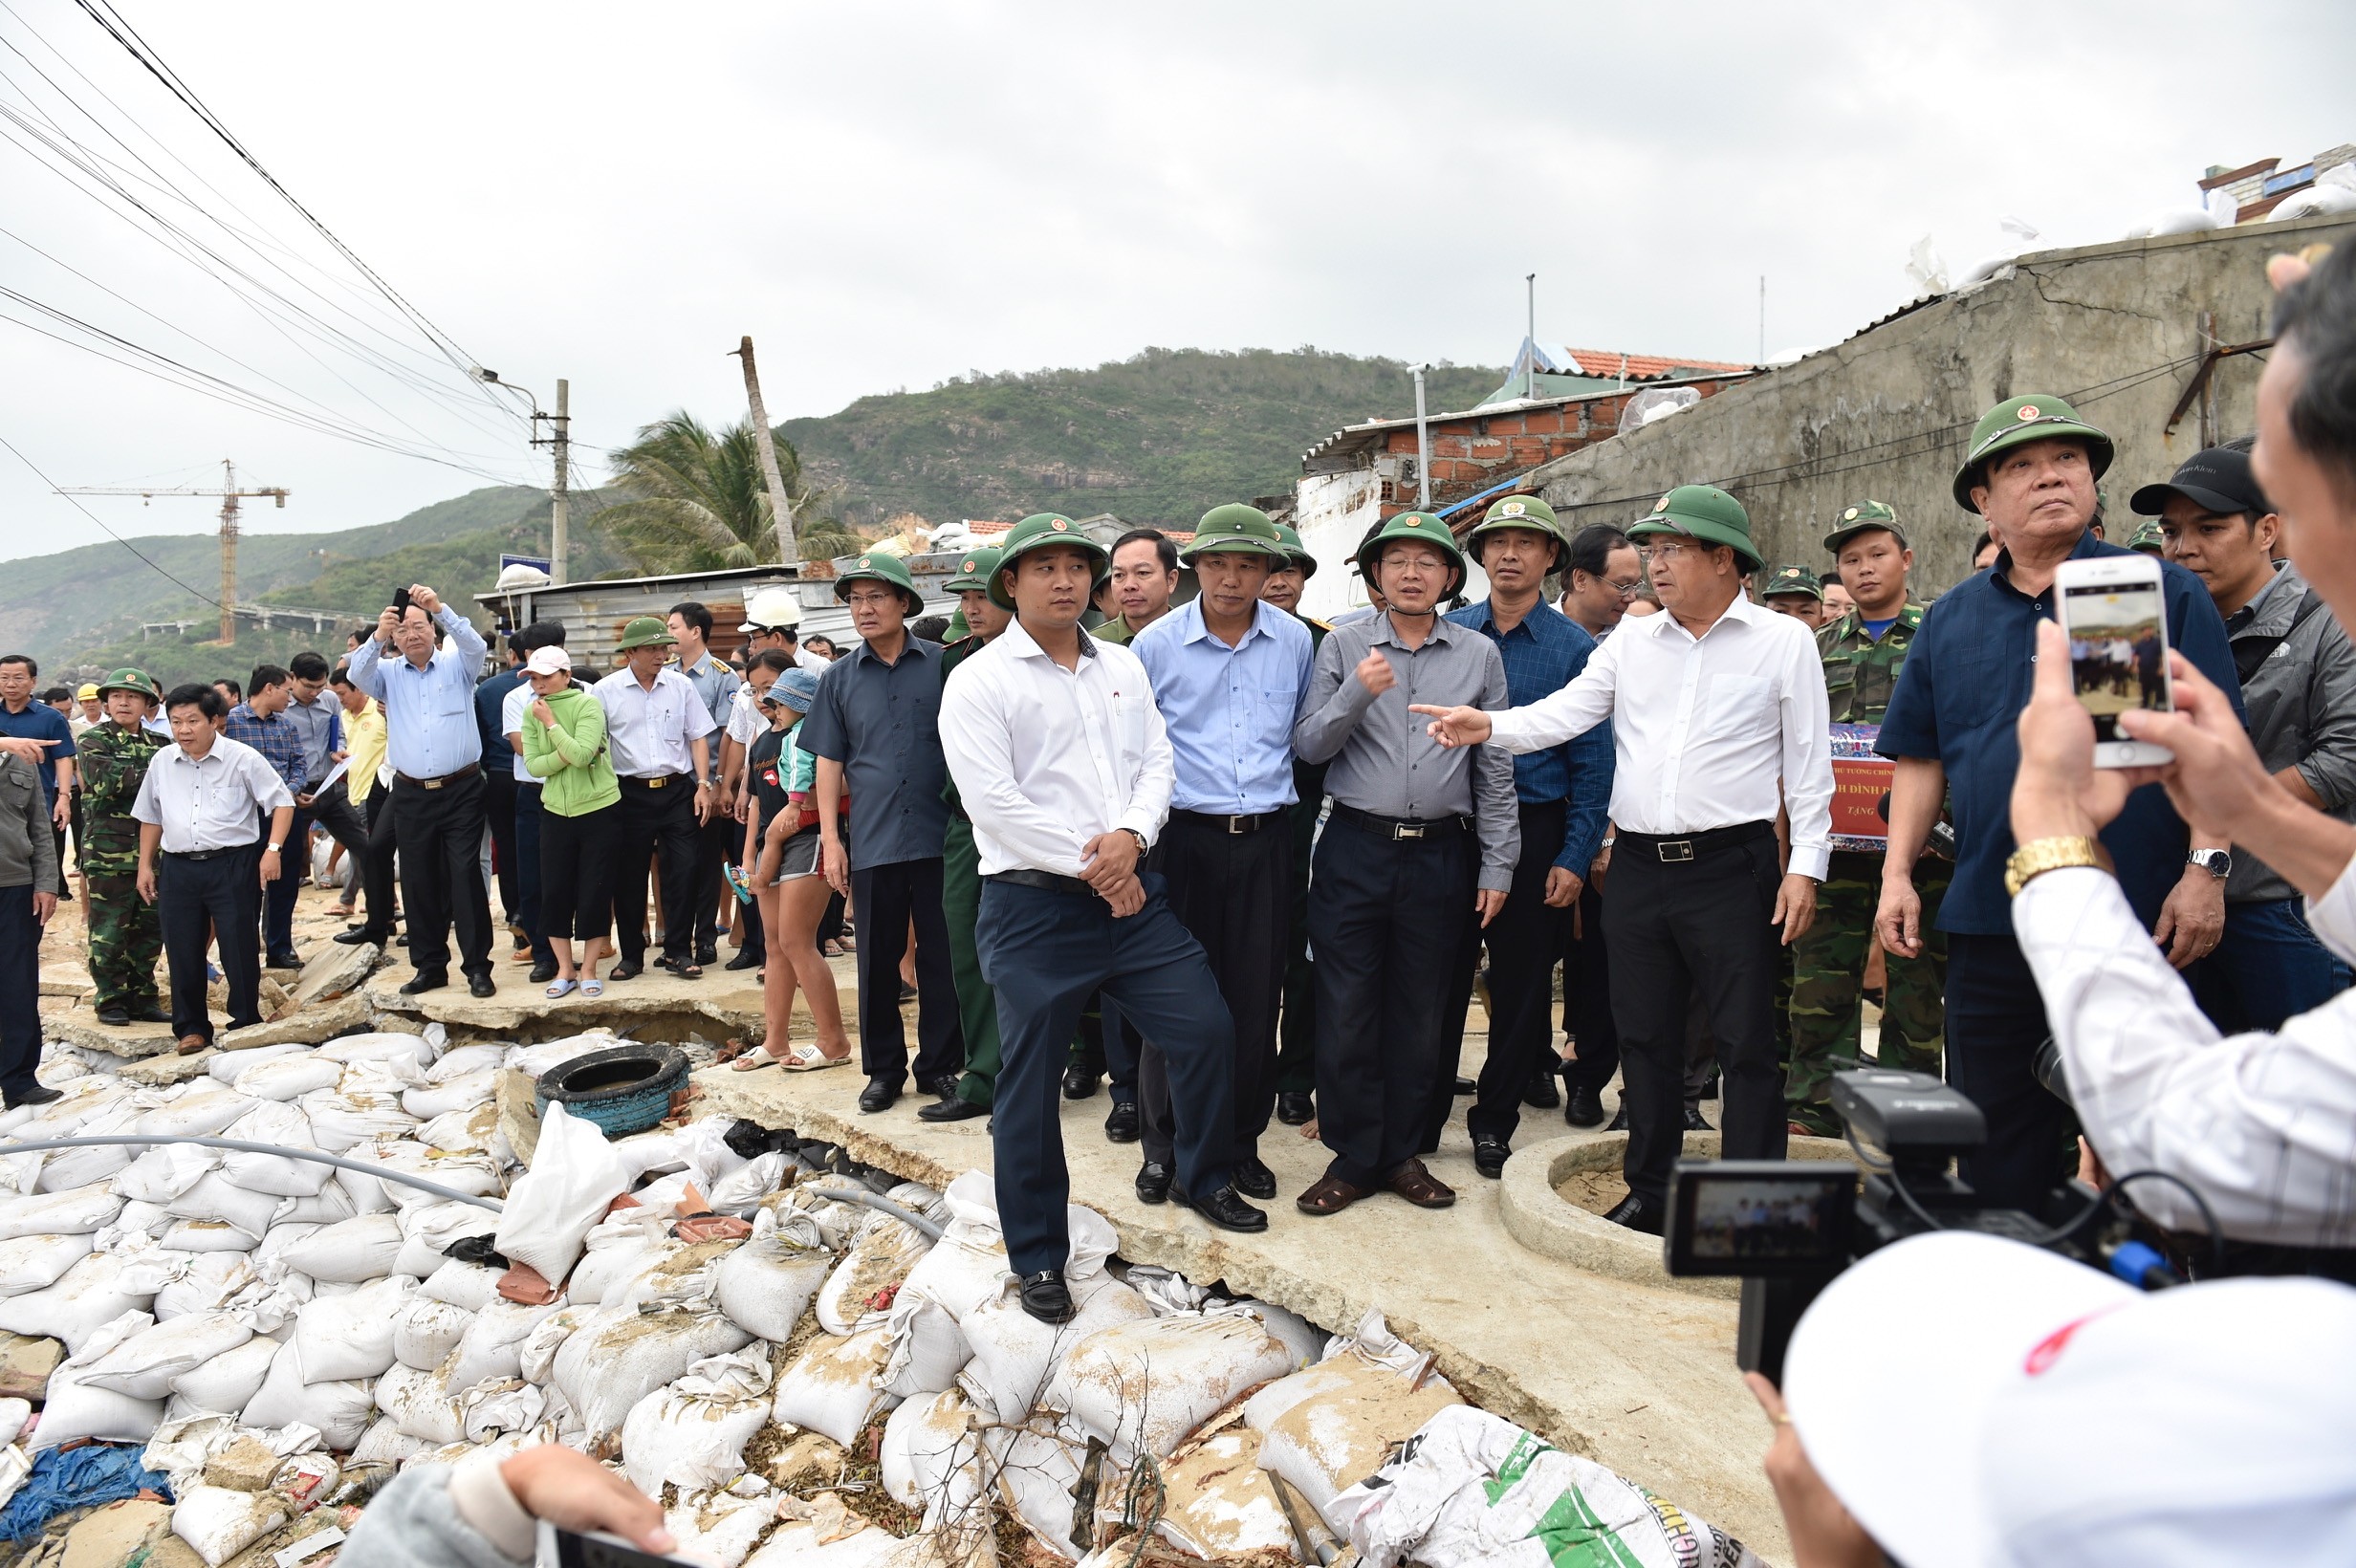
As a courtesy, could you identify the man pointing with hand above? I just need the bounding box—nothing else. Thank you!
[1415,487,1832,1233]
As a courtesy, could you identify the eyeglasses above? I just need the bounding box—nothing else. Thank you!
[1639,539,1700,562]
[1605,577,1647,598]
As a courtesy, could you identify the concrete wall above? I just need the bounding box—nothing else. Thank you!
[1297,468,1384,620]
[1521,214,2356,596]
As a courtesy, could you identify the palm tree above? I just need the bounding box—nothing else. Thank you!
[600,412,854,573]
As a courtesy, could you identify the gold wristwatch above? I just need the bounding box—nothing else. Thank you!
[2004,836,2111,897]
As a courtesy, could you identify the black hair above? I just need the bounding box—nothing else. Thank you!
[166,683,226,720]
[214,678,241,700]
[0,655,34,679]
[909,615,949,643]
[2272,240,2356,497]
[328,665,355,690]
[1565,524,1632,580]
[668,601,715,640]
[289,651,331,682]
[345,630,365,649]
[1111,529,1179,576]
[2219,432,2257,454]
[1974,528,1999,557]
[1822,568,1843,588]
[748,648,795,677]
[521,621,566,652]
[505,629,529,658]
[248,664,290,695]
[40,686,70,705]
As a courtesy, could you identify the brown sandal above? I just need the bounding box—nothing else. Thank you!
[1295,1174,1370,1217]
[1384,1158,1457,1209]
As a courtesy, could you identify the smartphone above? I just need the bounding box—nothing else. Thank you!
[390,586,413,617]
[2053,555,2173,767]
[540,1521,696,1567]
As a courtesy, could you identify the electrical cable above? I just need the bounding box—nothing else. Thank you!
[2105,1167,2228,1279]
[0,426,221,604]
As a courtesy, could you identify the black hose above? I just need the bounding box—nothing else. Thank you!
[0,1135,504,1211]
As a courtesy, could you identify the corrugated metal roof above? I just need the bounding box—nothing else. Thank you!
[1298,370,1753,469]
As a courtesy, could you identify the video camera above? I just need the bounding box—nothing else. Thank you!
[1665,1069,2159,1382]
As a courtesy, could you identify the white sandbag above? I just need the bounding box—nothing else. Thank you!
[33,1100,140,1190]
[360,1142,502,1207]
[174,1484,289,1567]
[494,1102,633,1286]
[207,1043,306,1084]
[880,1387,985,1512]
[279,1212,403,1283]
[747,1519,901,1568]
[216,1101,331,1196]
[1231,1299,1325,1372]
[163,1219,262,1253]
[707,1151,786,1212]
[234,1055,341,1100]
[251,1221,326,1274]
[0,1400,24,1448]
[293,1274,413,1382]
[390,1295,475,1371]
[620,1350,774,1494]
[608,1236,742,1316]
[114,1143,221,1205]
[770,1326,901,1448]
[240,1339,374,1448]
[504,1030,622,1080]
[461,1378,547,1443]
[567,1235,663,1308]
[401,1071,495,1121]
[0,1183,122,1239]
[165,1172,284,1239]
[0,1231,94,1296]
[816,1211,934,1336]
[79,1309,253,1399]
[153,1252,254,1319]
[959,1273,1154,1425]
[447,1297,556,1388]
[350,1415,434,1464]
[1157,1426,1296,1559]
[715,1229,837,1343]
[297,1089,417,1153]
[111,1199,174,1239]
[316,1032,434,1071]
[373,1361,465,1446]
[29,1310,163,1448]
[663,1489,776,1568]
[166,1333,280,1415]
[419,1258,503,1312]
[880,1228,1015,1401]
[273,1184,359,1227]
[1053,1313,1298,1464]
[392,1200,496,1278]
[426,1043,510,1080]
[133,1083,258,1140]
[621,1118,750,1189]
[993,1426,1093,1559]
[554,1303,754,1441]
[416,1103,500,1155]
[0,1251,174,1353]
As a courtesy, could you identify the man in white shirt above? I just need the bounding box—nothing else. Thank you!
[593,617,716,980]
[941,512,1267,1326]
[1416,486,1832,1233]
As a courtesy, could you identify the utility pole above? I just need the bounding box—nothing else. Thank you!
[58,460,288,643]
[731,337,798,564]
[1524,273,1538,402]
[1410,364,1432,510]
[540,380,571,583]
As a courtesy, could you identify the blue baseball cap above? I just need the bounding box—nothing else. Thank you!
[766,667,821,713]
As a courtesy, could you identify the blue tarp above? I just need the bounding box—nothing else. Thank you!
[0,1444,173,1543]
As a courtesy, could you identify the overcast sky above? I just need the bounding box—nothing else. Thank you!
[3,0,2349,567]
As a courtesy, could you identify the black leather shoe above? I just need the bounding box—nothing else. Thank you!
[4,1084,61,1110]
[1134,1161,1173,1204]
[1564,1086,1605,1128]
[724,949,762,971]
[1018,1270,1074,1324]
[95,1006,129,1027]
[696,944,719,968]
[1605,1103,1627,1132]
[1275,1091,1314,1125]
[1232,1155,1278,1201]
[127,1005,170,1025]
[608,960,644,982]
[1061,1062,1100,1100]
[918,1095,988,1123]
[398,972,448,996]
[858,1077,901,1114]
[1103,1100,1141,1143]
[1173,1184,1269,1233]
[333,928,385,947]
[1452,1076,1475,1095]
[1603,1193,1665,1234]
[265,950,302,971]
[1684,1105,1713,1132]
[918,1074,962,1100]
[1472,1136,1512,1179]
[1522,1075,1560,1109]
[467,972,497,999]
[528,962,557,985]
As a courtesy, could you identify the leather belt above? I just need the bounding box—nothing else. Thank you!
[162,844,257,862]
[987,868,1098,899]
[395,762,480,791]
[621,773,690,789]
[1619,821,1774,863]
[1330,803,1473,841]
[1170,809,1278,835]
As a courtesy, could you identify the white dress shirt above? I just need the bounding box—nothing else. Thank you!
[938,620,1172,879]
[726,684,765,749]
[130,735,295,853]
[592,667,715,779]
[500,683,534,782]
[2017,861,2356,1247]
[1485,593,1836,881]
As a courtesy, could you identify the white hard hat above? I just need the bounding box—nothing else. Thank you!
[739,587,801,632]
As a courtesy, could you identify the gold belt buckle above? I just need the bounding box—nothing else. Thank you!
[1657,839,1693,862]
[645,775,666,788]
[421,775,444,791]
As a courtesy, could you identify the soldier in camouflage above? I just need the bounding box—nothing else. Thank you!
[1759,563,1827,628]
[77,668,168,1026]
[1787,503,1946,1135]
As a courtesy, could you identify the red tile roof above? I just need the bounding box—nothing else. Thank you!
[1554,348,1752,380]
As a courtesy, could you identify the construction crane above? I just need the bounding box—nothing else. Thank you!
[57,461,289,644]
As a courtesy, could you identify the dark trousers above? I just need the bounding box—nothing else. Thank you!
[1605,824,1786,1209]
[944,816,1002,1108]
[850,858,964,1086]
[541,802,621,942]
[1561,882,1617,1096]
[1946,932,2079,1211]
[1308,814,1473,1190]
[1431,800,1568,1149]
[513,782,552,966]
[1140,815,1291,1168]
[159,846,263,1043]
[979,874,1235,1275]
[689,804,733,954]
[2191,896,2352,1034]
[483,771,520,926]
[359,790,399,939]
[265,786,368,958]
[615,776,699,967]
[1273,786,1325,1099]
[0,884,41,1096]
[389,772,493,981]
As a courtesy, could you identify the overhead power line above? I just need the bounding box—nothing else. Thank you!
[0,426,220,606]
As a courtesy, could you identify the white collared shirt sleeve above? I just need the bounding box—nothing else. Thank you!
[1120,659,1173,847]
[2016,864,2356,1246]
[1487,628,1623,753]
[1776,619,1836,882]
[2304,852,2356,964]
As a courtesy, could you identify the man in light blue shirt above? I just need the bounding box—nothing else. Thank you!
[1128,505,1313,1207]
[346,584,496,999]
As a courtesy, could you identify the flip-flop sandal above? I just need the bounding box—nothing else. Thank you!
[778,1042,852,1073]
[731,1048,781,1073]
[545,979,577,999]
[580,977,603,997]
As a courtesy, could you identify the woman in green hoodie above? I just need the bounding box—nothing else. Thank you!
[518,646,622,997]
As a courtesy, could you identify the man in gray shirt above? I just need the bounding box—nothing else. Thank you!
[1291,512,1516,1216]
[0,749,59,1107]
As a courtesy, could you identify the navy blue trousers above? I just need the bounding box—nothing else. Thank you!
[979,873,1235,1277]
[0,884,40,1097]
[2190,896,2351,1034]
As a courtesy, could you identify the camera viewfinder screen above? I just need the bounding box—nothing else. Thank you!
[1688,1177,1846,1265]
[2062,583,2170,742]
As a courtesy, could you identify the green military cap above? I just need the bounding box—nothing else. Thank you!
[948,545,1005,595]
[1627,484,1765,572]
[834,550,925,616]
[1272,522,1318,577]
[2126,518,2168,556]
[1952,393,2115,511]
[1181,504,1288,562]
[1355,511,1468,594]
[1465,494,1567,566]
[614,615,675,652]
[95,667,161,704]
[1822,500,1909,555]
[990,512,1109,610]
[1760,563,1823,601]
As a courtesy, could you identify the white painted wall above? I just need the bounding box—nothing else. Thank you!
[1294,468,1381,621]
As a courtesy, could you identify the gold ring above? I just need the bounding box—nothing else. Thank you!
[1770,1412,1791,1427]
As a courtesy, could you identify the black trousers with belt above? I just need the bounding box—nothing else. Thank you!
[615,774,700,968]
[1560,880,1617,1098]
[159,844,263,1043]
[851,857,964,1087]
[390,769,493,981]
[357,789,399,940]
[1308,811,1475,1190]
[1139,811,1291,1170]
[1429,798,1569,1150]
[1606,822,1787,1209]
[1945,932,2080,1210]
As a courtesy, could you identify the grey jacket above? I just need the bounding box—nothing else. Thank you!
[2226,561,2356,903]
[0,755,56,894]
[337,1464,518,1567]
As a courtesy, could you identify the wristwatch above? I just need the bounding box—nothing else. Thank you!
[265,842,283,854]
[2004,836,2110,897]
[2188,848,2233,880]
[1121,828,1148,856]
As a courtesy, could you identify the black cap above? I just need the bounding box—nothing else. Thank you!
[2130,446,2273,521]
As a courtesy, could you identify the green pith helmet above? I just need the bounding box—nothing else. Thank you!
[948,545,1005,596]
[1465,494,1567,569]
[1355,511,1467,596]
[1822,500,1909,555]
[1627,485,1765,572]
[834,551,925,617]
[1272,522,1318,577]
[1761,563,1823,601]
[96,667,161,705]
[2127,518,2168,555]
[615,616,676,652]
[1181,504,1289,563]
[989,512,1110,610]
[1952,393,2115,511]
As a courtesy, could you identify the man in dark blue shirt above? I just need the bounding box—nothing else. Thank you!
[474,630,527,958]
[1876,394,2239,1209]
[0,656,76,858]
[1430,497,1614,1178]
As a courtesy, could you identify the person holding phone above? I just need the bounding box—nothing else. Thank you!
[338,1442,674,1567]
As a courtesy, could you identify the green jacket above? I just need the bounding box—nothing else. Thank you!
[519,685,621,817]
[76,722,164,878]
[1817,600,1926,725]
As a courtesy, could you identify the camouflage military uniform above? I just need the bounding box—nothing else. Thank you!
[76,720,165,1013]
[1787,599,1948,1135]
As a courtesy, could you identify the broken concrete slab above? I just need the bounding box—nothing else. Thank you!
[37,966,94,1000]
[220,992,368,1049]
[110,1049,219,1088]
[0,1332,61,1400]
[56,1496,174,1568]
[39,1006,179,1059]
[291,938,384,1005]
